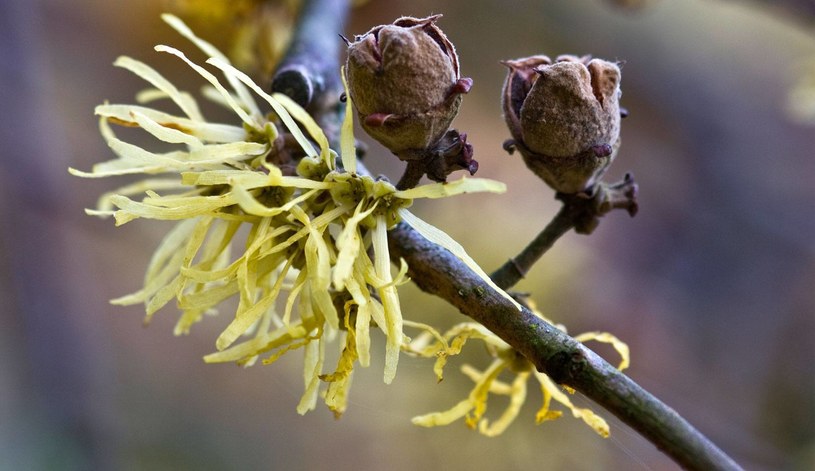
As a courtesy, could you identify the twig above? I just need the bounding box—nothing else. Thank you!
[491,174,639,289]
[396,161,425,190]
[490,203,574,289]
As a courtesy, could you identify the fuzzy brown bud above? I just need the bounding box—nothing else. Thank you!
[502,55,622,194]
[345,16,472,159]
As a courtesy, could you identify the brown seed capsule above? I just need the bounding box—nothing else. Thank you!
[345,15,472,159]
[502,55,622,194]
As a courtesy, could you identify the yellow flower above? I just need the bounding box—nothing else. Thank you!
[71,14,510,416]
[407,301,629,437]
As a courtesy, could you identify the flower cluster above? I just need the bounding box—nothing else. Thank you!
[71,14,508,417]
[406,300,629,437]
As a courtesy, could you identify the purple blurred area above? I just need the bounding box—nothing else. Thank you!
[1,0,813,469]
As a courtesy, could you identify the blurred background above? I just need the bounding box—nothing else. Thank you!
[1,0,813,469]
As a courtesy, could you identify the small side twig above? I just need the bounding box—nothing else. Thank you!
[396,161,425,190]
[490,203,574,289]
[490,174,639,290]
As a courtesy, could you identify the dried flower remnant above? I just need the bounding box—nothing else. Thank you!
[345,15,476,183]
[502,55,623,194]
[407,301,629,437]
[71,14,510,416]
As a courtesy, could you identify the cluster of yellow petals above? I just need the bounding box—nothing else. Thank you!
[407,301,629,437]
[72,14,509,417]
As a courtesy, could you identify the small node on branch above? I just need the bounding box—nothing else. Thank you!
[271,66,315,108]
[556,173,639,235]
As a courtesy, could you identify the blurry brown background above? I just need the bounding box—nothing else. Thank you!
[1,0,813,469]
